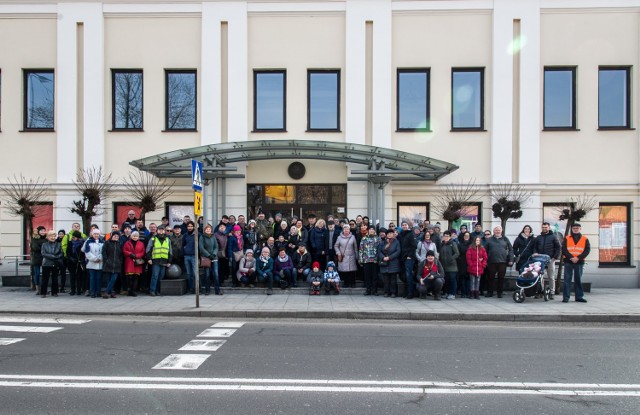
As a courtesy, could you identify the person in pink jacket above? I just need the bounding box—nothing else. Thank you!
[466,236,488,299]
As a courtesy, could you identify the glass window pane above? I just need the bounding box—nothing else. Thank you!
[543,203,571,240]
[452,70,482,129]
[309,72,338,130]
[398,71,429,130]
[599,69,628,128]
[544,70,574,128]
[113,71,143,129]
[25,71,54,129]
[256,72,285,130]
[265,185,295,204]
[599,204,629,264]
[166,71,196,130]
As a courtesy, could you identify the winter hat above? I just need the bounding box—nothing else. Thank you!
[245,249,254,255]
[378,227,387,234]
[572,223,582,228]
[426,250,435,257]
[36,226,46,232]
[91,228,100,236]
[327,261,335,268]
[157,225,165,230]
[233,225,242,232]
[368,225,376,230]
[72,231,82,239]
[248,219,256,225]
[110,231,121,238]
[312,261,320,269]
[58,229,66,235]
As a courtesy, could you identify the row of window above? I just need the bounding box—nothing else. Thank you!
[10,65,632,133]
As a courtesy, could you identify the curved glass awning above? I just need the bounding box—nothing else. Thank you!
[130,140,458,182]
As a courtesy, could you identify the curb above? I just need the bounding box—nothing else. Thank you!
[1,308,639,323]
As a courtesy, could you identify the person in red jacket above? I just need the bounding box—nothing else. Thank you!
[466,236,488,299]
[122,231,146,296]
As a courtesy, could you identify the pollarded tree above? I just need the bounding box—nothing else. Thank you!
[432,180,480,230]
[0,174,48,241]
[71,167,115,235]
[123,170,175,223]
[491,183,533,235]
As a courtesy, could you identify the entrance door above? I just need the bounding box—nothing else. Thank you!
[247,184,347,223]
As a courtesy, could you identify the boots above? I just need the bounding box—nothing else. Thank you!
[128,275,139,297]
[35,284,41,296]
[474,290,480,299]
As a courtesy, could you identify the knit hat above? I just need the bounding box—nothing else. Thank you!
[378,227,387,234]
[91,228,100,235]
[327,261,335,268]
[72,231,82,239]
[233,225,242,232]
[110,231,121,238]
[312,261,320,270]
[248,219,256,225]
[426,250,435,257]
[58,229,66,234]
[245,249,254,255]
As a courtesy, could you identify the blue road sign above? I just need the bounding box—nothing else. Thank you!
[191,159,203,192]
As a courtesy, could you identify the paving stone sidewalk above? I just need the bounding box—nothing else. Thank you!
[1,287,639,322]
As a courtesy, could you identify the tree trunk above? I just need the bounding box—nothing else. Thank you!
[555,219,574,295]
[500,217,508,236]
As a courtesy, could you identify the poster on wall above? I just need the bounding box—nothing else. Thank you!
[113,204,143,228]
[397,203,429,227]
[166,203,195,229]
[25,203,54,255]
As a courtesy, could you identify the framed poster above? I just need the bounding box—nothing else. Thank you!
[397,203,429,227]
[165,203,195,229]
[24,202,53,256]
[113,203,143,227]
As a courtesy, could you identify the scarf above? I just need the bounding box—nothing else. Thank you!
[277,254,289,263]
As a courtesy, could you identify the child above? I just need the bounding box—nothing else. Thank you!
[308,261,323,295]
[323,261,340,295]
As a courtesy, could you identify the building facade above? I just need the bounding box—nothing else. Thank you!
[0,0,638,287]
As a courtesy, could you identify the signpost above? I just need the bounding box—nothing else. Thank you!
[192,160,203,308]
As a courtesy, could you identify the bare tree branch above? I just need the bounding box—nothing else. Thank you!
[123,170,175,222]
[70,166,115,234]
[432,179,480,228]
[491,182,534,235]
[0,174,48,238]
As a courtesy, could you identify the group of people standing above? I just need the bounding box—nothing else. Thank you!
[28,209,591,303]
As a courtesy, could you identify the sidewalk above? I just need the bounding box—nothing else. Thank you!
[1,287,639,322]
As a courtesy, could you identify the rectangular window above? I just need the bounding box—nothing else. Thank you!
[397,203,429,227]
[542,203,572,240]
[112,69,143,130]
[165,70,196,131]
[598,203,630,266]
[544,67,576,129]
[23,69,54,130]
[397,68,430,131]
[599,66,631,129]
[307,70,340,131]
[254,70,286,131]
[451,67,484,130]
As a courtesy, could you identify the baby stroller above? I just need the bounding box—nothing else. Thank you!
[512,254,552,303]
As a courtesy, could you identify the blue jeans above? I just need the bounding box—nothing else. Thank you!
[563,262,585,300]
[184,255,196,290]
[203,262,220,294]
[88,269,103,295]
[404,259,415,297]
[258,271,274,289]
[32,266,41,287]
[105,272,118,294]
[446,271,458,296]
[150,264,166,294]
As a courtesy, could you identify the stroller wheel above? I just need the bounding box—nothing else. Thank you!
[513,290,525,303]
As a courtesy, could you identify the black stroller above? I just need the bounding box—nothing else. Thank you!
[512,254,552,303]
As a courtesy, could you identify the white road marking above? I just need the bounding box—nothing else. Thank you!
[211,322,245,328]
[0,318,91,325]
[0,338,25,346]
[0,326,62,333]
[152,354,210,370]
[0,378,638,396]
[179,340,226,352]
[197,328,236,338]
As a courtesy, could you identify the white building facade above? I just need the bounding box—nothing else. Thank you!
[0,0,638,287]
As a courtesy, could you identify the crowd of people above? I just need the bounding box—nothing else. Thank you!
[28,210,591,303]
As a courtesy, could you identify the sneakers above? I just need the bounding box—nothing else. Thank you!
[575,298,587,303]
[267,288,273,295]
[562,298,569,303]
[447,294,455,300]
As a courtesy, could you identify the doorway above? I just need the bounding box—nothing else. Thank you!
[247,184,347,222]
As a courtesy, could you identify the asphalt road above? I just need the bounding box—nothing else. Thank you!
[0,316,639,414]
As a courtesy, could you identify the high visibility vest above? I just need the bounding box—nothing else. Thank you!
[152,237,170,260]
[565,235,587,258]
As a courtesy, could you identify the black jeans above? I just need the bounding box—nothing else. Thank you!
[382,272,397,295]
[363,262,378,293]
[41,266,59,295]
[487,262,507,294]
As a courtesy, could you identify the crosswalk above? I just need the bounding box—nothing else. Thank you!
[153,321,245,370]
[0,317,91,347]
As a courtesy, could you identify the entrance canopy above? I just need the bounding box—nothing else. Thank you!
[130,140,458,182]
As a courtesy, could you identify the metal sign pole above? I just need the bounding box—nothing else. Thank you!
[191,159,204,309]
[194,223,200,308]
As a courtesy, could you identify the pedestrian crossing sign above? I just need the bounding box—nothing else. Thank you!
[191,159,203,191]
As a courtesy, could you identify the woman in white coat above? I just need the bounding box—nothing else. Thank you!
[334,224,359,288]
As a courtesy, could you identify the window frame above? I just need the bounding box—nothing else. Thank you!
[164,69,197,132]
[598,66,632,130]
[253,69,287,132]
[396,202,430,228]
[598,202,632,267]
[306,69,341,132]
[451,67,485,132]
[23,69,55,132]
[543,66,577,131]
[396,68,431,132]
[111,69,144,132]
